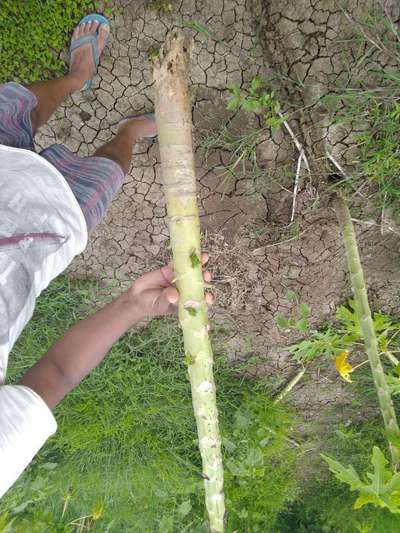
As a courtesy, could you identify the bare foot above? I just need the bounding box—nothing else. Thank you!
[70,21,109,88]
[118,115,158,139]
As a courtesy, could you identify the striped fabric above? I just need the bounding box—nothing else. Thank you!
[0,82,36,151]
[40,145,124,233]
[0,82,125,234]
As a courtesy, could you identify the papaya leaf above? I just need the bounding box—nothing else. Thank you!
[322,446,400,514]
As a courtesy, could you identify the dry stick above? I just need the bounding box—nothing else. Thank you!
[153,31,225,532]
[278,111,311,223]
[334,192,400,468]
[290,153,303,223]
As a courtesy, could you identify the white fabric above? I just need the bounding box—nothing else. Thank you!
[0,144,88,497]
[0,385,57,497]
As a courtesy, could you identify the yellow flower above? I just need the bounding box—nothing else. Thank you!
[335,351,354,382]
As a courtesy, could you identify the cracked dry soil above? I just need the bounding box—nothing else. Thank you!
[35,0,400,418]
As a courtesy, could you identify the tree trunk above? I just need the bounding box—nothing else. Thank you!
[153,30,225,532]
[334,192,400,468]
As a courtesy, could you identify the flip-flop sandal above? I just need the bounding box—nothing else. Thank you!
[69,13,111,91]
[118,113,158,141]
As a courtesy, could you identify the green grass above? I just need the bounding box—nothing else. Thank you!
[0,0,104,84]
[275,419,400,533]
[1,278,300,532]
[319,6,400,219]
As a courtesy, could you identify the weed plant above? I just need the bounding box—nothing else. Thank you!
[276,419,400,532]
[321,7,400,218]
[0,1,104,84]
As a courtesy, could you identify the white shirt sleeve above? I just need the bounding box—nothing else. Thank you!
[0,384,57,497]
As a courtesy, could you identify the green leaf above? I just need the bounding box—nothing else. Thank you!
[222,437,237,452]
[321,454,363,491]
[299,302,311,318]
[242,98,262,114]
[225,459,244,476]
[226,96,241,111]
[189,249,201,268]
[295,318,309,333]
[322,447,400,514]
[250,76,263,95]
[177,499,192,517]
[41,462,58,471]
[245,447,264,467]
[227,84,241,98]
[190,21,211,36]
[234,410,251,430]
[286,290,297,302]
[158,515,174,532]
[276,313,289,329]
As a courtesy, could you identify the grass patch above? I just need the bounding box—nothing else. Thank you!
[276,419,400,533]
[0,1,104,84]
[1,278,300,532]
[320,7,400,219]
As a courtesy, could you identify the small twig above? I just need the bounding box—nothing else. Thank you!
[278,111,311,173]
[277,111,311,225]
[341,9,385,54]
[326,151,347,179]
[264,228,308,248]
[383,350,400,367]
[290,153,302,223]
[351,217,400,236]
[381,192,388,235]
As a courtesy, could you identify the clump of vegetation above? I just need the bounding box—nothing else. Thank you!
[227,76,285,132]
[146,0,172,13]
[199,76,286,185]
[321,7,400,218]
[276,420,400,532]
[325,194,400,508]
[1,277,300,532]
[279,195,400,516]
[279,295,400,369]
[0,1,104,84]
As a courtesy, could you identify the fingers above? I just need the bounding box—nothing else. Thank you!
[165,286,212,306]
[203,270,211,283]
[165,286,179,305]
[205,292,215,306]
[201,251,209,266]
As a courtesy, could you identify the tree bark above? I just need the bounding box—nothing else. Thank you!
[153,30,225,531]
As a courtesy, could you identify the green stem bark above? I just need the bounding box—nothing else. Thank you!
[153,31,225,532]
[273,367,306,404]
[334,193,400,468]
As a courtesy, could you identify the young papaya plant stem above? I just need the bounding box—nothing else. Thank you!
[273,367,306,404]
[334,192,400,468]
[153,30,225,532]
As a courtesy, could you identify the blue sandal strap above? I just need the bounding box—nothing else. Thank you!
[70,35,100,67]
[79,14,109,26]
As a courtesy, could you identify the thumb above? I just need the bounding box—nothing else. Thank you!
[164,286,179,305]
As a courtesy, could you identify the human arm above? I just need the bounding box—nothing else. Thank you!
[19,255,212,409]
